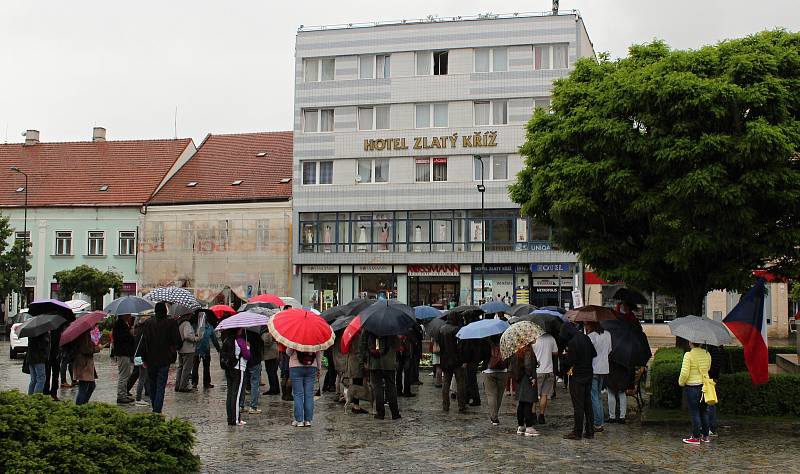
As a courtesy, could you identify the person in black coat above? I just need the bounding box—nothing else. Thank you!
[25,332,50,394]
[435,312,467,413]
[43,325,64,400]
[141,302,182,413]
[561,322,596,440]
[111,314,136,403]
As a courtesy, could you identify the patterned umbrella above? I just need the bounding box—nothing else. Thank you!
[104,296,154,316]
[249,293,285,306]
[268,308,335,352]
[216,311,270,331]
[210,304,237,319]
[145,287,201,310]
[65,300,91,312]
[499,321,544,359]
[59,311,106,346]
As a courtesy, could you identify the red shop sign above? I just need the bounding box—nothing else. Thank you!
[407,264,460,277]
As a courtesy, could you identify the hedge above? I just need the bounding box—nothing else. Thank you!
[0,391,200,473]
[649,347,800,416]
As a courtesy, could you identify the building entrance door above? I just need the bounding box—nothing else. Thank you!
[410,277,459,309]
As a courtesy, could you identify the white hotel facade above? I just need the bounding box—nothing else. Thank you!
[291,12,596,311]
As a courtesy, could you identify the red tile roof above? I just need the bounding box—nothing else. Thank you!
[148,131,293,205]
[0,138,194,207]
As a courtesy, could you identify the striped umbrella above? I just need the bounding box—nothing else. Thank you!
[145,287,201,311]
[216,311,270,331]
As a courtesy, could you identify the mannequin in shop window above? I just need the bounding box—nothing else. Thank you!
[378,222,390,252]
[357,225,368,252]
[323,225,332,253]
[436,223,447,251]
[414,225,422,252]
[303,225,314,251]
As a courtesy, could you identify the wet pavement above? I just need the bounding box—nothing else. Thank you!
[1,341,796,473]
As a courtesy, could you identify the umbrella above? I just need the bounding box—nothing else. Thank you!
[321,298,376,323]
[612,287,649,306]
[668,315,732,346]
[246,306,279,318]
[331,314,356,332]
[249,293,285,307]
[601,319,652,368]
[146,287,201,310]
[303,307,321,315]
[414,305,442,321]
[104,296,154,316]
[65,299,91,312]
[268,308,335,352]
[526,312,564,338]
[446,305,485,322]
[499,321,544,359]
[508,304,537,317]
[210,304,236,319]
[566,305,617,322]
[281,296,302,308]
[16,314,67,338]
[216,311,270,332]
[424,317,446,340]
[359,300,417,337]
[340,316,362,354]
[28,299,75,322]
[480,301,511,315]
[456,318,510,339]
[59,311,106,346]
[169,304,194,318]
[540,306,567,315]
[239,301,278,312]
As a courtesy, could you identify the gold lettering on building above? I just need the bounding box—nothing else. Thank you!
[365,131,496,152]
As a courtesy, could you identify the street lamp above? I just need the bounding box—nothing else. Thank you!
[10,167,28,311]
[475,156,486,305]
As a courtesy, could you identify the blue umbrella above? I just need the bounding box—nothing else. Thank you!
[530,309,564,319]
[414,305,442,320]
[456,318,510,340]
[480,301,511,315]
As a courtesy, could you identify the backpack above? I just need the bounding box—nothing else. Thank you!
[487,343,508,370]
[296,351,316,366]
[219,336,238,371]
[367,333,389,358]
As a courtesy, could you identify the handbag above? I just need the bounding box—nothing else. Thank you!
[701,375,718,406]
[133,336,145,367]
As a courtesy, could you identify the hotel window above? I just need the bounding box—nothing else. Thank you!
[303,109,334,133]
[359,54,391,79]
[87,231,105,256]
[357,158,389,183]
[415,103,448,128]
[55,231,72,255]
[534,44,569,70]
[474,155,508,181]
[256,220,270,251]
[474,100,508,126]
[474,47,508,72]
[358,106,390,130]
[416,50,448,76]
[415,157,448,182]
[304,58,335,82]
[302,160,334,185]
[119,231,136,256]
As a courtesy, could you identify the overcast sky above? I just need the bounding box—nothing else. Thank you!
[1,0,797,144]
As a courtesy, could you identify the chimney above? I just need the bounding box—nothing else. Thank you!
[23,130,40,146]
[92,127,106,142]
[552,0,559,15]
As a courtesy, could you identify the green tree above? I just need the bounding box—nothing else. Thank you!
[54,265,123,310]
[0,213,30,311]
[510,31,800,316]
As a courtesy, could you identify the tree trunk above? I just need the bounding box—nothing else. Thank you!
[674,291,704,318]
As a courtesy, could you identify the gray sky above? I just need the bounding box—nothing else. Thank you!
[1,0,798,144]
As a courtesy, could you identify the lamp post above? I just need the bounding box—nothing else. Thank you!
[10,167,28,311]
[475,156,486,305]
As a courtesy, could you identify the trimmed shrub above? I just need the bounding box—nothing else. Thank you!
[0,390,200,473]
[649,347,684,409]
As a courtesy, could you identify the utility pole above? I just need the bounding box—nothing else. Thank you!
[475,156,486,305]
[10,167,29,311]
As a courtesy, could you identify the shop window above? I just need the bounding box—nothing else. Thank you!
[373,213,393,252]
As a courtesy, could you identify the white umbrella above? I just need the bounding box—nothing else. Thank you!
[668,315,732,345]
[65,299,91,312]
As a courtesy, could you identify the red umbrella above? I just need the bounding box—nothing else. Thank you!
[60,310,107,346]
[340,315,362,354]
[210,304,236,319]
[249,294,285,306]
[267,308,334,352]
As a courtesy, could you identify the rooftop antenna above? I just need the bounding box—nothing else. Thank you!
[552,0,559,15]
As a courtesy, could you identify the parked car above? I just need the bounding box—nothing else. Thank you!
[9,311,31,359]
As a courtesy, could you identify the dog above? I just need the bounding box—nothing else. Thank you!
[342,376,374,414]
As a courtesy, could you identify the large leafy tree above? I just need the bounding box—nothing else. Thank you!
[0,213,30,311]
[54,265,123,310]
[510,31,800,316]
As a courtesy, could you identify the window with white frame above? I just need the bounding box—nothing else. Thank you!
[304,58,335,82]
[302,160,333,185]
[474,47,508,72]
[415,157,448,182]
[474,155,508,181]
[358,54,391,79]
[534,44,569,70]
[534,98,552,110]
[415,103,448,128]
[256,220,270,251]
[14,231,30,254]
[357,158,389,183]
[358,106,390,130]
[416,50,448,76]
[303,109,334,133]
[474,100,508,126]
[55,231,72,255]
[119,231,136,256]
[87,231,105,256]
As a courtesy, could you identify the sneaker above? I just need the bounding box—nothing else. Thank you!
[516,426,525,435]
[537,414,546,425]
[490,419,499,426]
[291,420,301,427]
[116,397,134,404]
[249,408,262,414]
[524,427,540,437]
[563,431,581,440]
[391,414,402,420]
[304,421,312,427]
[701,436,711,443]
[134,400,149,407]
[708,430,718,437]
[593,425,604,432]
[682,436,701,445]
[236,420,247,426]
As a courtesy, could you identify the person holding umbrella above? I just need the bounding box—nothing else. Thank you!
[25,331,50,394]
[586,321,612,433]
[111,314,136,404]
[560,322,596,440]
[174,305,201,392]
[141,302,183,413]
[193,309,221,390]
[359,330,401,420]
[58,310,108,405]
[436,312,466,413]
[678,342,712,445]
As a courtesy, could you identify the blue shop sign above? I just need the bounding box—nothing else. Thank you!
[531,263,571,273]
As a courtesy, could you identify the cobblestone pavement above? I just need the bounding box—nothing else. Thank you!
[1,341,796,473]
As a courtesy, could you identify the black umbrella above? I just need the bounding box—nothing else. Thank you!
[526,313,563,338]
[612,287,649,306]
[359,300,416,337]
[600,319,652,368]
[508,304,537,317]
[323,298,376,323]
[540,305,567,315]
[330,314,356,332]
[424,317,446,340]
[16,314,67,338]
[447,305,485,322]
[104,296,154,316]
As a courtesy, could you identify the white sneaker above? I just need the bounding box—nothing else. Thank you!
[516,426,525,435]
[524,427,540,437]
[303,421,312,427]
[236,420,247,426]
[134,400,149,407]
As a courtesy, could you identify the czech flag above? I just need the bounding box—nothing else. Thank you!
[723,279,769,385]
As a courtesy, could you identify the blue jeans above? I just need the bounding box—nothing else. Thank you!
[147,365,170,413]
[28,363,46,394]
[685,385,709,438]
[75,381,96,405]
[240,364,262,409]
[290,366,317,422]
[707,404,717,432]
[590,376,605,426]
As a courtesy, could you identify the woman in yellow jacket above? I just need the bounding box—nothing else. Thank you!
[677,342,711,445]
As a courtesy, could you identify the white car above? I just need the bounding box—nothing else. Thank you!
[9,311,31,359]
